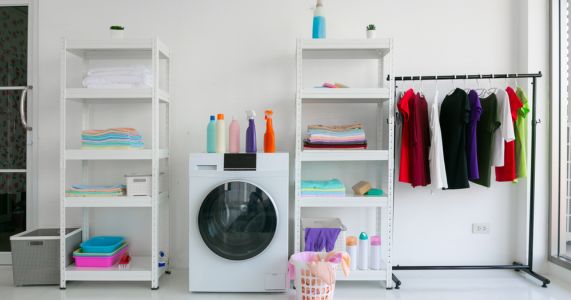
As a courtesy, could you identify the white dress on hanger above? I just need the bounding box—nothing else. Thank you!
[429,90,448,190]
[491,88,515,167]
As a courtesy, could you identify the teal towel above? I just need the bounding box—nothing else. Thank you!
[301,179,345,191]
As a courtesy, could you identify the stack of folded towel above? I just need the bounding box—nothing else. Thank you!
[66,184,126,197]
[304,123,367,150]
[301,179,346,197]
[81,128,144,150]
[82,66,152,89]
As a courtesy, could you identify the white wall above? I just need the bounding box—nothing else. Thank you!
[35,0,550,271]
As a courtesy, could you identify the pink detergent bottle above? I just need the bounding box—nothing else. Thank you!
[229,116,240,153]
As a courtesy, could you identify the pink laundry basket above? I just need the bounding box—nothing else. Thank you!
[73,245,128,267]
[290,252,342,300]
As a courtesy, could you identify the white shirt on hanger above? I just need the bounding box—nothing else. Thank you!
[429,90,448,190]
[491,88,515,167]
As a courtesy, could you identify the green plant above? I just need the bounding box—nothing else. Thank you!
[110,25,125,30]
[366,24,376,31]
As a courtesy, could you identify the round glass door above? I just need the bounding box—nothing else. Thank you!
[198,181,277,260]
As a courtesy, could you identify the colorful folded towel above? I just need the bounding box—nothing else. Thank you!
[66,184,126,197]
[301,179,346,197]
[304,123,367,150]
[81,128,144,150]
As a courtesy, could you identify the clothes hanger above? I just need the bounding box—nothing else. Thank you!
[486,74,497,96]
[447,75,457,96]
[474,75,488,97]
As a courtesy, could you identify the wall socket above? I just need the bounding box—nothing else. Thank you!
[472,223,490,234]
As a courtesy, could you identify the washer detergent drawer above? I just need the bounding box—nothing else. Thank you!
[265,273,286,290]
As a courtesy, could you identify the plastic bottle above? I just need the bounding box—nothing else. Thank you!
[346,236,358,271]
[370,235,382,270]
[264,110,275,153]
[358,232,369,270]
[229,116,240,153]
[216,114,226,153]
[245,110,257,153]
[206,115,216,153]
[312,0,326,39]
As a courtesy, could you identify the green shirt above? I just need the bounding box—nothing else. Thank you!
[515,87,530,179]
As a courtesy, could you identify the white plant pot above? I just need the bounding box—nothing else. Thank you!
[366,30,376,39]
[110,30,124,39]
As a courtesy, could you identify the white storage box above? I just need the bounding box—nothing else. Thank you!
[125,174,151,196]
[301,218,347,252]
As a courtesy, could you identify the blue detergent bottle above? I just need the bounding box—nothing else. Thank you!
[206,115,216,153]
[312,0,326,39]
[245,110,257,153]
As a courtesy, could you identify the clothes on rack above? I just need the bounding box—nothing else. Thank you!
[410,92,431,187]
[495,87,523,182]
[470,94,500,187]
[66,184,126,197]
[300,179,346,197]
[397,89,415,184]
[515,87,530,179]
[491,89,514,167]
[440,88,470,189]
[81,127,144,150]
[82,65,153,89]
[466,90,482,180]
[429,90,448,190]
[304,123,367,150]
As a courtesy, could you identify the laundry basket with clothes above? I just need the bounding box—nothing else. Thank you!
[288,251,350,300]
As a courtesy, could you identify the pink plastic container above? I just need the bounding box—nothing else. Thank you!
[73,246,128,267]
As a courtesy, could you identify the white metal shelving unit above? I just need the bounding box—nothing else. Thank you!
[294,38,395,288]
[59,38,171,289]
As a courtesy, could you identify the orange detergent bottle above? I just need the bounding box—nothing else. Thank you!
[264,110,275,153]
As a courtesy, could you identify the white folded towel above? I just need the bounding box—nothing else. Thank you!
[87,65,151,76]
[83,65,153,88]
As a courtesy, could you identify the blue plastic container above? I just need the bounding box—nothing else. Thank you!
[80,236,124,253]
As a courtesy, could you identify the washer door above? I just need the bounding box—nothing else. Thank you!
[198,181,277,260]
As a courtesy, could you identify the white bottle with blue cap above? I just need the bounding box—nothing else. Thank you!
[358,232,368,270]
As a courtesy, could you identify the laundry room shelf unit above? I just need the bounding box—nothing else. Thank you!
[294,38,396,288]
[59,38,171,289]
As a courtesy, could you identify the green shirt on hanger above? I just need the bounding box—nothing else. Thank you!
[515,87,530,179]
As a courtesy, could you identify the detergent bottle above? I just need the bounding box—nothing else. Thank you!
[264,110,275,153]
[229,116,240,153]
[215,114,226,153]
[312,0,326,39]
[206,115,216,153]
[245,110,257,153]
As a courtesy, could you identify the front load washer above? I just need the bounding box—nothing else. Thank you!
[188,153,288,292]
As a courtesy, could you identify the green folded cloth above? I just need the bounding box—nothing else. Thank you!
[365,188,383,196]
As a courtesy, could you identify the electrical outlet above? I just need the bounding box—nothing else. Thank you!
[472,223,490,234]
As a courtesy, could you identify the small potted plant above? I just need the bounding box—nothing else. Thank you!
[110,25,125,39]
[366,24,376,39]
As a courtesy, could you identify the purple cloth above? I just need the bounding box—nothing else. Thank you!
[466,90,482,180]
[304,228,341,252]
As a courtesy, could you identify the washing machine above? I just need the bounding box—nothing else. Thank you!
[188,153,289,292]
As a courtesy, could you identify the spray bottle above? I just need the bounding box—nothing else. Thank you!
[246,110,257,153]
[264,110,275,153]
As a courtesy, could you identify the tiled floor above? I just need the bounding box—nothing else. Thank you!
[1,267,571,300]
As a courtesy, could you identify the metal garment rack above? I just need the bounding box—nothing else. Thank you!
[386,72,550,289]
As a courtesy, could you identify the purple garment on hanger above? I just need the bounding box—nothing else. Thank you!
[466,90,482,180]
[304,228,341,252]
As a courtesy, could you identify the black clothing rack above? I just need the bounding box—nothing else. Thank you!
[386,72,550,289]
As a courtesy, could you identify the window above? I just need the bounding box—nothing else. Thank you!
[551,0,571,268]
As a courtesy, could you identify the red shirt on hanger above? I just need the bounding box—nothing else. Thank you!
[495,87,522,182]
[398,89,415,183]
[410,93,431,187]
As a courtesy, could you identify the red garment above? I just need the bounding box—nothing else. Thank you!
[410,93,431,187]
[495,87,523,181]
[397,89,415,183]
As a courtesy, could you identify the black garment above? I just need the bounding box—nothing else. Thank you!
[439,88,471,189]
[470,94,500,187]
